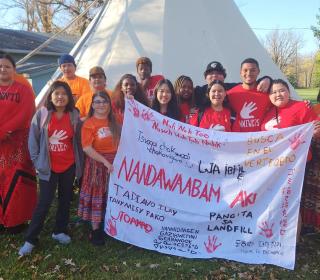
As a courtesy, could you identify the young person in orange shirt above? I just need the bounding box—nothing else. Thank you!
[78,91,121,245]
[19,81,83,256]
[75,66,112,119]
[58,54,91,102]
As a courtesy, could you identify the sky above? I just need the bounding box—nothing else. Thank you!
[234,0,320,54]
[1,0,319,54]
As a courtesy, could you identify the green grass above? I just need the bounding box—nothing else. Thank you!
[1,195,320,279]
[296,88,319,104]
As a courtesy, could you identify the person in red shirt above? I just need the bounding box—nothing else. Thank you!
[79,91,121,245]
[19,81,83,256]
[227,58,271,132]
[136,57,164,104]
[189,80,231,132]
[174,75,196,123]
[112,74,149,123]
[151,79,180,120]
[261,79,320,238]
[0,52,37,234]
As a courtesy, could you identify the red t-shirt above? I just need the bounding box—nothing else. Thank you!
[0,81,35,139]
[179,102,197,123]
[261,100,318,130]
[48,112,75,173]
[227,84,271,132]
[189,107,232,132]
[143,75,164,102]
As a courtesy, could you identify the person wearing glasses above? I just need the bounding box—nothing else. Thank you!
[78,91,121,246]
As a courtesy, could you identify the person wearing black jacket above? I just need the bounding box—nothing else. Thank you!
[194,61,271,110]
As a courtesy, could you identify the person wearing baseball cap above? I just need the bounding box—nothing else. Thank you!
[194,60,272,110]
[75,66,112,119]
[58,54,91,102]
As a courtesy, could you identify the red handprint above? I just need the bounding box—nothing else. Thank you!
[288,132,305,151]
[106,218,117,237]
[128,99,140,118]
[204,235,222,253]
[141,109,154,122]
[259,221,274,238]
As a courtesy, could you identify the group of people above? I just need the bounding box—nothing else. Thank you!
[0,51,320,257]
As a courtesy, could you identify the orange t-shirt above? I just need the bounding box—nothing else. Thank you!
[81,116,117,154]
[59,75,91,100]
[48,112,75,173]
[76,89,113,119]
[14,73,35,96]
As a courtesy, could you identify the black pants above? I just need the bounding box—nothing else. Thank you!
[25,165,75,245]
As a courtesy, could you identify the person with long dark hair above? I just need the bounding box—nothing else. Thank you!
[78,91,121,245]
[19,80,83,256]
[112,74,149,123]
[189,80,232,131]
[151,79,180,120]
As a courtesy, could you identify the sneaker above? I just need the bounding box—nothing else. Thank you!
[52,233,71,244]
[90,229,105,246]
[18,242,35,256]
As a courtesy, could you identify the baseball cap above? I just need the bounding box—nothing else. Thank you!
[89,66,106,78]
[204,61,226,78]
[58,54,76,67]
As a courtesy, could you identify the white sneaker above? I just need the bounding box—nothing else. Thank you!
[51,233,71,244]
[18,242,35,256]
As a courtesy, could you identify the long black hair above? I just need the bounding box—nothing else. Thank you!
[152,79,180,120]
[45,80,75,112]
[89,91,121,144]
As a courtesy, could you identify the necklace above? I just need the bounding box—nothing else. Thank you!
[0,80,13,95]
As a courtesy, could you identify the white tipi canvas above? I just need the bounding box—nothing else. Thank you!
[36,0,298,106]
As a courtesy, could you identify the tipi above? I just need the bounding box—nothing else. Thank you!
[36,0,298,106]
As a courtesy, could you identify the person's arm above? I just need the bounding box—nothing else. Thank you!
[83,146,113,173]
[28,111,41,166]
[256,76,273,92]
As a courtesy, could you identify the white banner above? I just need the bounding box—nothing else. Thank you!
[105,99,314,269]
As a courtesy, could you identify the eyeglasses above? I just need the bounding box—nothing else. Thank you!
[93,100,109,105]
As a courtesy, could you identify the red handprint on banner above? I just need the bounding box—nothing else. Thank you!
[288,132,306,151]
[141,109,155,122]
[259,221,274,238]
[128,99,140,118]
[204,235,222,253]
[106,218,117,237]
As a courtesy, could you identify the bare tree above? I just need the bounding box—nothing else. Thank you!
[0,0,104,34]
[262,30,303,72]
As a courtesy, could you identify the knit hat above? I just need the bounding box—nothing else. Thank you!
[204,61,226,78]
[58,54,76,67]
[89,66,106,78]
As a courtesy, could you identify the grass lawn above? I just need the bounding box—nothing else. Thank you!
[0,195,320,280]
[296,88,319,104]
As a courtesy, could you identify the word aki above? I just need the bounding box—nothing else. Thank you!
[118,157,221,203]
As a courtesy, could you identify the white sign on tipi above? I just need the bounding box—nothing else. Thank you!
[36,0,298,107]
